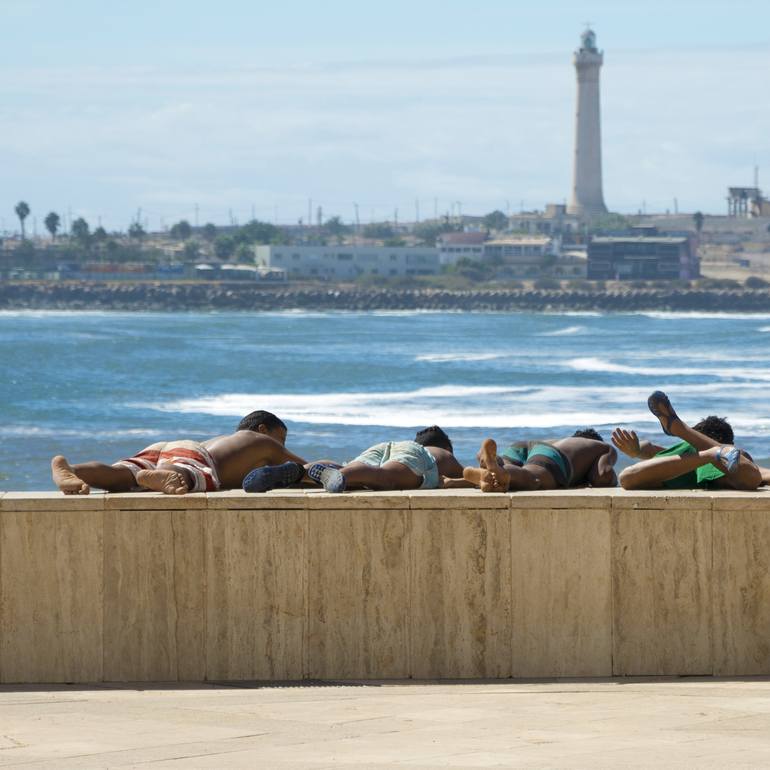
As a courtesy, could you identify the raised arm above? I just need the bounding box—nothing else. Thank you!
[612,428,665,460]
[587,444,618,487]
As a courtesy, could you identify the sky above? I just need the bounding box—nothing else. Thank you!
[1,0,769,233]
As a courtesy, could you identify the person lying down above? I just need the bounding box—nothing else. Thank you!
[51,411,306,495]
[445,429,618,493]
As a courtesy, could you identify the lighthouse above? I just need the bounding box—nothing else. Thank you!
[567,28,608,217]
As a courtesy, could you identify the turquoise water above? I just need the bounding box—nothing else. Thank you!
[3,309,770,491]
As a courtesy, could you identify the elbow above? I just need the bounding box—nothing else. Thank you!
[619,467,642,490]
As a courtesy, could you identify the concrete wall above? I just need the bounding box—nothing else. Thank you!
[1,488,769,683]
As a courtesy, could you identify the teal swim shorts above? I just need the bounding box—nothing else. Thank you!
[353,440,440,489]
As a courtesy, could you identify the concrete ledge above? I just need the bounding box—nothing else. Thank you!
[2,489,770,683]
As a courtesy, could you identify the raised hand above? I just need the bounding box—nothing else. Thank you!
[611,428,642,458]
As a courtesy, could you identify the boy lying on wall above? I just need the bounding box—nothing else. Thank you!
[612,391,762,491]
[445,429,618,493]
[51,411,307,495]
[243,425,464,493]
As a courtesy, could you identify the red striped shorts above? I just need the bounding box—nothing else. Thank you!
[113,440,220,492]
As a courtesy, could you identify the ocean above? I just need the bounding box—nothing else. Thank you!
[3,309,770,491]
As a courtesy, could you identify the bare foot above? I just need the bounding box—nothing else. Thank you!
[463,439,509,492]
[51,455,90,495]
[136,468,190,495]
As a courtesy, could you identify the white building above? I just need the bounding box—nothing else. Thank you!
[254,245,440,280]
[437,232,487,265]
[483,237,556,261]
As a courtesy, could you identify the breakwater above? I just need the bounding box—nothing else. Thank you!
[2,281,769,312]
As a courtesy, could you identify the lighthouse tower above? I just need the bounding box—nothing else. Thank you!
[567,28,608,217]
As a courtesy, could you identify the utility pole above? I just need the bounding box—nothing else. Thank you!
[353,202,360,242]
[674,198,679,215]
[229,208,235,226]
[394,208,398,228]
[308,199,312,230]
[415,198,420,223]
[317,206,322,227]
[194,203,199,228]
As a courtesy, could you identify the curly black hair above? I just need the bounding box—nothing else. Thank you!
[237,410,287,433]
[693,416,734,445]
[415,425,453,453]
[572,428,604,442]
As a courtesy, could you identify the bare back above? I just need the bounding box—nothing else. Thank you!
[551,437,613,485]
[204,431,306,489]
[427,446,465,479]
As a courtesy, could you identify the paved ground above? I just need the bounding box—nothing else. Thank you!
[2,679,770,768]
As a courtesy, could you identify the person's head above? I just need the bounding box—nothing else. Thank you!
[237,410,288,444]
[693,416,733,445]
[572,428,604,442]
[415,425,453,453]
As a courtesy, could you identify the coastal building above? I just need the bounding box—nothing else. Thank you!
[254,245,440,280]
[437,232,487,265]
[727,186,770,218]
[481,236,586,278]
[567,28,608,218]
[587,235,700,280]
[507,205,582,236]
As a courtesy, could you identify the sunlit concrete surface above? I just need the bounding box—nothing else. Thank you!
[2,679,770,768]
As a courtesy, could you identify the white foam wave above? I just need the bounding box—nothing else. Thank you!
[567,357,770,381]
[0,426,173,439]
[539,325,585,337]
[639,312,770,320]
[145,380,770,431]
[415,352,506,363]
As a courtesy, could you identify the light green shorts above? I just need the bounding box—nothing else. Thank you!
[353,440,440,489]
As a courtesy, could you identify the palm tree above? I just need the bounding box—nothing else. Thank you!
[44,211,60,241]
[693,211,704,233]
[15,201,30,240]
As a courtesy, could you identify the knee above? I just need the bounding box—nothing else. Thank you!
[618,468,639,490]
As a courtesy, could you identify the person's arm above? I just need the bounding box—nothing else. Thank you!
[612,428,665,460]
[587,445,618,487]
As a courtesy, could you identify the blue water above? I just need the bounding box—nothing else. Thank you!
[3,309,770,491]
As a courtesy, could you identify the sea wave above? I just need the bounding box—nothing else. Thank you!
[415,352,507,362]
[0,426,172,439]
[539,325,586,336]
[567,357,770,381]
[145,381,770,430]
[639,312,770,320]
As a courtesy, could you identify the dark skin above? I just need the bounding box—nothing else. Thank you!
[51,424,307,495]
[337,445,465,491]
[447,436,617,493]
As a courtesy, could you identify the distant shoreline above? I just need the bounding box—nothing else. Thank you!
[2,280,770,313]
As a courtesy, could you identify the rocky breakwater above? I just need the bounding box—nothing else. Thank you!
[2,281,770,312]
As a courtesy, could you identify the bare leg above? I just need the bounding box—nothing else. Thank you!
[136,465,195,495]
[649,392,720,452]
[340,461,422,491]
[52,456,136,494]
